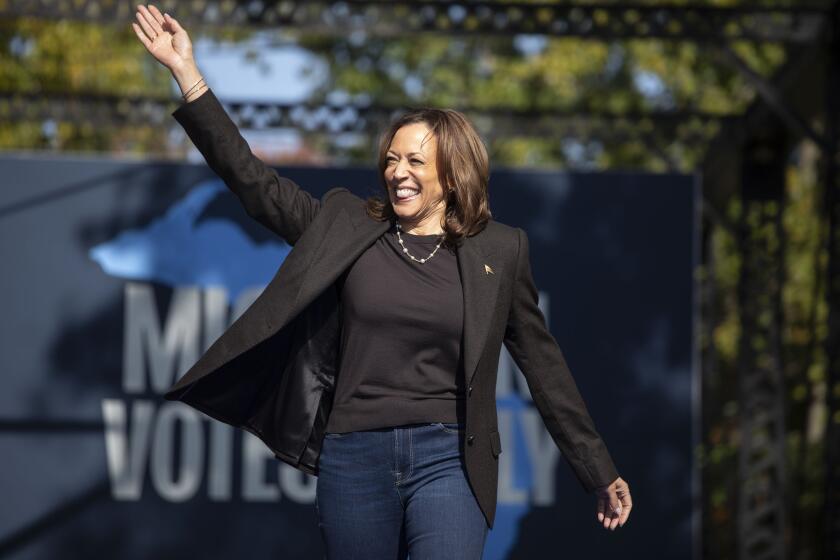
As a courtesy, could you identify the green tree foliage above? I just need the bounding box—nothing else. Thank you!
[0,17,165,152]
[0,16,251,154]
[297,32,786,171]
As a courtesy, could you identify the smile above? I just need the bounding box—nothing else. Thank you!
[394,188,420,201]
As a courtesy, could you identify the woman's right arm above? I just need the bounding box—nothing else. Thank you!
[131,4,320,245]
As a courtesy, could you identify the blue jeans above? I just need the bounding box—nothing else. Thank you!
[316,422,489,559]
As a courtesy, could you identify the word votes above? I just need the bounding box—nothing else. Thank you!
[103,282,560,504]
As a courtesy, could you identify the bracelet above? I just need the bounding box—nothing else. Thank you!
[183,82,208,102]
[183,80,206,100]
[182,76,204,96]
[182,77,206,100]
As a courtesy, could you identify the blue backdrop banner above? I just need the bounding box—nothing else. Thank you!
[0,155,697,559]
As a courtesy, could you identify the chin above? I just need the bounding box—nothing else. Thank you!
[391,199,420,216]
[394,210,416,222]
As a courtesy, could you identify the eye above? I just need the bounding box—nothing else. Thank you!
[411,158,424,165]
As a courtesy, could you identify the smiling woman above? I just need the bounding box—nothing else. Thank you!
[367,107,492,247]
[131,3,631,558]
[386,123,441,216]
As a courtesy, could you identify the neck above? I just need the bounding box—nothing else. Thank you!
[397,210,446,235]
[398,219,444,236]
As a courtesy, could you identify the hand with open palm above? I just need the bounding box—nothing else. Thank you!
[131,4,194,73]
[131,4,205,101]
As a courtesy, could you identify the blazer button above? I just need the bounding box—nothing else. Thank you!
[467,435,475,445]
[468,385,473,396]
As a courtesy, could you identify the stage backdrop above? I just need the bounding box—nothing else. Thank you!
[0,154,697,560]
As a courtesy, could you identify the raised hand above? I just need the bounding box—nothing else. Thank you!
[131,4,194,73]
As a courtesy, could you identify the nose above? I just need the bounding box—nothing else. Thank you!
[393,157,410,180]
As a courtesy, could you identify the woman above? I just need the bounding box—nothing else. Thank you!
[132,4,632,558]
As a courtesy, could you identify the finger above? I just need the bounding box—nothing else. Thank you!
[164,12,184,33]
[147,4,166,26]
[131,22,152,50]
[618,493,632,526]
[135,10,157,42]
[619,504,631,527]
[603,497,614,529]
[596,497,605,523]
[138,5,164,35]
[609,500,622,530]
[608,496,622,530]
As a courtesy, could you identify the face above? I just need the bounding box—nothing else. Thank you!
[384,122,446,231]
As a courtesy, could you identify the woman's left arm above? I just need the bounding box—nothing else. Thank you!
[502,227,632,530]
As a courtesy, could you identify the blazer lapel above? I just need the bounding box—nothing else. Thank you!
[293,207,391,313]
[458,231,503,389]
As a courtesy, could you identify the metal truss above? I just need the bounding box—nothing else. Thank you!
[736,134,789,560]
[0,91,737,164]
[1,0,831,44]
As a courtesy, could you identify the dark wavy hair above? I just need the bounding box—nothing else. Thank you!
[364,108,492,248]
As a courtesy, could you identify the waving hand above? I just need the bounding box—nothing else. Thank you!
[131,4,194,73]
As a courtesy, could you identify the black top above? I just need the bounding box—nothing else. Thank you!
[324,221,466,433]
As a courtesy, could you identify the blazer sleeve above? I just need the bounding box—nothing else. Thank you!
[171,88,319,245]
[503,227,620,494]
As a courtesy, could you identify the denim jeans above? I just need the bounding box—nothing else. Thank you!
[315,422,489,560]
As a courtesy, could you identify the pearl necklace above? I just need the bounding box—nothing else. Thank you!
[395,222,445,264]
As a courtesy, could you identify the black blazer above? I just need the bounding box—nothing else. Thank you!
[164,89,619,528]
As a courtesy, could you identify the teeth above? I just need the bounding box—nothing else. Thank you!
[396,188,419,198]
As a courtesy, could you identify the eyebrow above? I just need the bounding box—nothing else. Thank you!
[387,150,425,157]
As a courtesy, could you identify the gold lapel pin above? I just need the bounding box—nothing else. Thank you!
[484,264,494,275]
